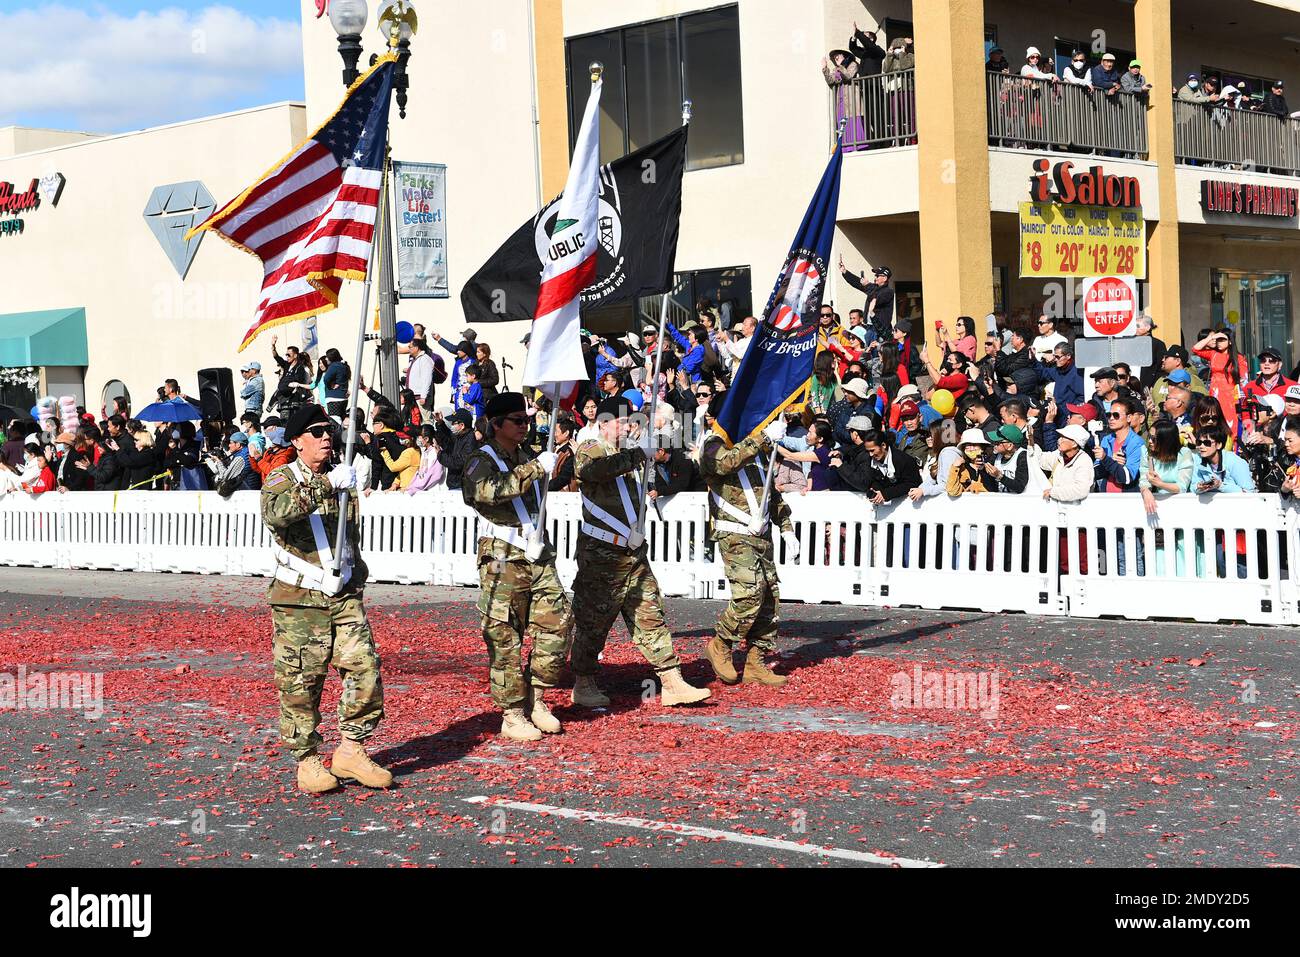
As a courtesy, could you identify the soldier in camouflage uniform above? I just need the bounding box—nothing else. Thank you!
[462,392,572,742]
[261,405,392,794]
[697,397,801,686]
[569,397,711,708]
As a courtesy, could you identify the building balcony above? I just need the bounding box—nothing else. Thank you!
[985,74,1148,159]
[1174,100,1300,175]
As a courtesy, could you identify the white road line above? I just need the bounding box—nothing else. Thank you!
[463,796,943,868]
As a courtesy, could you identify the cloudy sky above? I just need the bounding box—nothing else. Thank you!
[0,1,306,134]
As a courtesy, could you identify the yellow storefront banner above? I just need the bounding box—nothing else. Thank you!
[1018,202,1146,280]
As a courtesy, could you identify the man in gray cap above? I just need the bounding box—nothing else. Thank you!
[239,361,265,417]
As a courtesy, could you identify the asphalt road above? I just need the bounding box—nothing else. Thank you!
[0,567,1295,868]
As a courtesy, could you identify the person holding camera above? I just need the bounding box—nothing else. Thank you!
[946,429,998,496]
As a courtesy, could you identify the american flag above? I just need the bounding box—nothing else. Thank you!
[190,56,397,351]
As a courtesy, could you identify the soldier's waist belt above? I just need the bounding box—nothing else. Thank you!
[272,544,351,597]
[478,519,534,548]
[713,518,768,537]
[580,523,630,548]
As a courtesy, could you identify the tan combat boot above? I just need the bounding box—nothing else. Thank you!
[742,646,788,687]
[330,739,394,788]
[296,755,340,794]
[528,687,562,734]
[705,637,740,684]
[659,668,712,706]
[500,708,543,742]
[571,674,611,708]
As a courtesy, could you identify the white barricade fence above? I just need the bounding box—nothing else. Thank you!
[1,489,1297,626]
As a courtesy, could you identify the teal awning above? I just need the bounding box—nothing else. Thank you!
[0,307,88,367]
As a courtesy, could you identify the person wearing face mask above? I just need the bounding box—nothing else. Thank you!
[404,425,446,493]
[20,445,56,495]
[1062,50,1092,87]
[1178,72,1208,103]
[250,415,297,480]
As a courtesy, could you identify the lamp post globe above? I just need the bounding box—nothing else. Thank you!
[329,0,369,88]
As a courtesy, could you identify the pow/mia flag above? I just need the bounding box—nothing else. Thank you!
[461,126,687,323]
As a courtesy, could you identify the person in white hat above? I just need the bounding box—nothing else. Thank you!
[829,377,873,447]
[1022,46,1059,82]
[946,428,996,496]
[1036,424,1093,502]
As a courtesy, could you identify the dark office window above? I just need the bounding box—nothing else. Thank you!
[567,32,627,167]
[625,20,681,152]
[566,5,744,170]
[680,8,744,169]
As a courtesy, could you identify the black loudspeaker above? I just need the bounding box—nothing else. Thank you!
[197,367,237,422]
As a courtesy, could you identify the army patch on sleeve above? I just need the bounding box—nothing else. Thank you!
[264,470,290,490]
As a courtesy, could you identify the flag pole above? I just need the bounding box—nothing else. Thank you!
[631,100,691,542]
[631,292,671,539]
[331,147,390,575]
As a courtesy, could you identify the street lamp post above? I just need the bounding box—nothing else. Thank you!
[328,0,419,397]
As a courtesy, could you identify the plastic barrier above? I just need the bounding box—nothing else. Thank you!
[1,490,1296,626]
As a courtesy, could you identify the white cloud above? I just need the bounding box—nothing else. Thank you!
[0,4,303,132]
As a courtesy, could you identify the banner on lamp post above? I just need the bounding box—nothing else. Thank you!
[392,161,448,299]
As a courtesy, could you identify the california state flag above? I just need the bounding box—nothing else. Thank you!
[523,78,602,403]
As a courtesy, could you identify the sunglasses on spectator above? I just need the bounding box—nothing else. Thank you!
[1107,412,1124,420]
[1116,374,1129,381]
[696,390,712,398]
[1196,437,1217,446]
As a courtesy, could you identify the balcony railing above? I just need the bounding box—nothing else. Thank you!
[986,73,1148,158]
[1174,100,1300,175]
[830,69,917,151]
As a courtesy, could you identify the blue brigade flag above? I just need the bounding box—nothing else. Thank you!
[712,144,844,445]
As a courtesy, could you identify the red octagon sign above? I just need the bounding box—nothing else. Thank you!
[1083,276,1137,337]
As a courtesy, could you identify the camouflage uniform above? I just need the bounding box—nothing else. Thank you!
[570,437,678,676]
[261,461,384,760]
[698,432,793,653]
[462,439,573,709]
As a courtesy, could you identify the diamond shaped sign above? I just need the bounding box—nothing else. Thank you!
[143,181,215,280]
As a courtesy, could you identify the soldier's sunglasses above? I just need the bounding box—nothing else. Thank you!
[304,425,334,439]
[502,415,530,426]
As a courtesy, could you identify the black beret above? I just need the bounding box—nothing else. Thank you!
[284,404,331,440]
[485,392,526,419]
[596,396,633,419]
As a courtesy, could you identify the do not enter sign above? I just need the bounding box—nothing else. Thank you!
[1081,276,1139,337]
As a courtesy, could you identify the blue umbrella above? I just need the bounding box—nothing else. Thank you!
[136,400,204,422]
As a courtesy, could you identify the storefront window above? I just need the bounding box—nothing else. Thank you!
[1210,270,1293,374]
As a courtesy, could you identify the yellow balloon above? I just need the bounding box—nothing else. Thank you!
[1227,310,1240,325]
[930,389,956,416]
